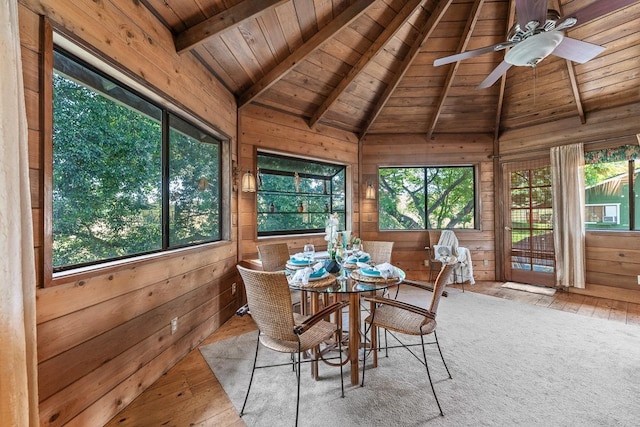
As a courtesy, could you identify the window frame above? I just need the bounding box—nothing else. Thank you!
[48,40,231,278]
[377,165,479,231]
[583,147,638,231]
[255,152,347,237]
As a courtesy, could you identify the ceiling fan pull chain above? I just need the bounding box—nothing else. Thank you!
[533,66,537,105]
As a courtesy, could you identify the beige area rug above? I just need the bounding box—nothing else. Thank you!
[502,281,557,296]
[200,291,640,426]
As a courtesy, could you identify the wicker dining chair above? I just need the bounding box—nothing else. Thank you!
[236,265,347,426]
[362,240,394,264]
[361,263,455,416]
[257,242,290,271]
[256,242,306,310]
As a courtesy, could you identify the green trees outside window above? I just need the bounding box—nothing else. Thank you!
[256,153,346,236]
[379,166,476,230]
[53,49,222,271]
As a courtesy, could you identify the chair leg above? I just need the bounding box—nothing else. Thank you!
[337,327,345,398]
[434,330,452,379]
[295,344,301,427]
[420,334,444,416]
[240,330,261,416]
[360,328,368,387]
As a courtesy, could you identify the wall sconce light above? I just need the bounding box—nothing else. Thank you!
[365,182,376,200]
[242,170,257,192]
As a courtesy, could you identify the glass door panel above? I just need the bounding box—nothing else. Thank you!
[507,165,555,286]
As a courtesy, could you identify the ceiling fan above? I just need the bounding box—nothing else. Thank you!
[434,0,638,89]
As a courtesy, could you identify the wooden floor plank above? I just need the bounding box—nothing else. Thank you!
[592,298,614,319]
[626,303,640,326]
[104,281,637,427]
[609,300,629,323]
[575,295,597,317]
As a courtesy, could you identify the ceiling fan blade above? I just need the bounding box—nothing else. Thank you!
[433,42,515,67]
[477,61,513,89]
[551,37,606,64]
[515,0,548,30]
[557,0,638,29]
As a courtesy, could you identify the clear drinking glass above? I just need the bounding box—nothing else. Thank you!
[335,246,345,279]
[303,244,315,264]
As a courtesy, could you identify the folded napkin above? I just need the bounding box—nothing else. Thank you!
[290,253,312,265]
[375,262,397,279]
[358,262,397,279]
[291,262,325,284]
[345,252,370,263]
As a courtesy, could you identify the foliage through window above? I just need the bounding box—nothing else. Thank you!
[53,48,222,271]
[379,167,476,230]
[584,145,639,231]
[256,153,346,236]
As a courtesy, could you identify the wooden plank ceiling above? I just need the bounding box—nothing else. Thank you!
[144,0,640,140]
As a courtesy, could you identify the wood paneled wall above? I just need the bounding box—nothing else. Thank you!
[238,104,360,261]
[360,133,497,283]
[19,0,240,425]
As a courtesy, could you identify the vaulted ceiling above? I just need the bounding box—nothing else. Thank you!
[144,0,640,140]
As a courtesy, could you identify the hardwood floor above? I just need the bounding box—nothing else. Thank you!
[104,281,640,427]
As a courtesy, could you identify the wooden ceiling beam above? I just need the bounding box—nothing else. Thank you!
[358,0,454,141]
[426,0,486,140]
[237,0,373,108]
[494,0,518,143]
[552,0,586,124]
[308,0,427,129]
[174,0,288,54]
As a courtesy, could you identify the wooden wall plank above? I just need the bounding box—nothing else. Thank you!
[19,1,240,425]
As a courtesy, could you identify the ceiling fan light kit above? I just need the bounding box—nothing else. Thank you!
[504,30,564,67]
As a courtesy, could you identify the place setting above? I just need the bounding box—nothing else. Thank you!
[350,261,402,284]
[287,261,336,289]
[285,243,317,270]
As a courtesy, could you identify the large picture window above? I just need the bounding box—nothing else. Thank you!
[379,166,477,230]
[584,145,639,231]
[53,48,222,271]
[256,153,346,236]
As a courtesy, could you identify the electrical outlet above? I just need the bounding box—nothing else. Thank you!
[423,260,429,267]
[483,259,489,267]
[170,317,178,334]
[232,282,237,295]
[637,275,640,285]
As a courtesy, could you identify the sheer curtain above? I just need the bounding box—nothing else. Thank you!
[551,143,586,289]
[0,1,40,425]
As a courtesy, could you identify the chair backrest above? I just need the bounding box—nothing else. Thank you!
[428,230,441,249]
[437,230,459,256]
[429,264,454,314]
[363,241,394,264]
[427,231,441,260]
[257,242,290,271]
[237,265,298,342]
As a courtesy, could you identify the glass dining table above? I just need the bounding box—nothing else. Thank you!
[288,263,406,386]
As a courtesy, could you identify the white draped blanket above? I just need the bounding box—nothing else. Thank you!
[437,230,475,285]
